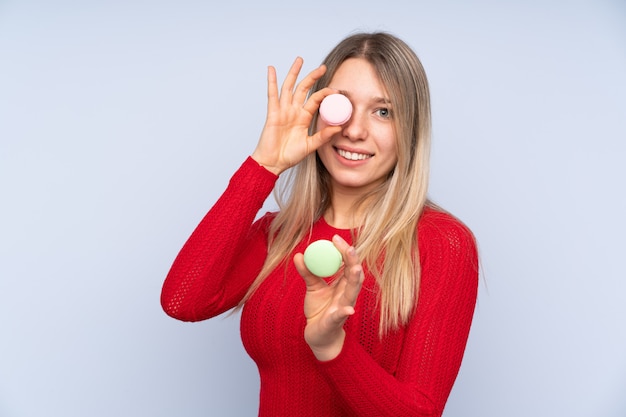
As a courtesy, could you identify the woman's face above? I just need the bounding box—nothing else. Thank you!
[317,58,398,196]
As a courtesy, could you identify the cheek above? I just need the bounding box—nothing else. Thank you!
[379,130,398,158]
[316,142,335,165]
[380,134,399,171]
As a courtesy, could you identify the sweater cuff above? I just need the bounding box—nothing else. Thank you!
[244,156,280,180]
[232,156,279,190]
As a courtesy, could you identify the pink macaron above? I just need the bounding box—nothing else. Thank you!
[319,94,353,126]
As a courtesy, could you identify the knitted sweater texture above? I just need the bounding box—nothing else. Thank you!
[161,157,479,417]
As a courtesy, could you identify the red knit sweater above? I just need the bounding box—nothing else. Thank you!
[161,157,479,417]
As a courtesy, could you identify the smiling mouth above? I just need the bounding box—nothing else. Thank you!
[336,147,373,161]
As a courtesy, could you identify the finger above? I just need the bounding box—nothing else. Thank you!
[266,66,280,115]
[305,125,342,153]
[279,57,304,104]
[331,235,358,266]
[342,264,364,307]
[301,86,337,115]
[267,65,278,99]
[330,282,357,324]
[318,278,353,325]
[292,64,328,105]
[333,306,356,322]
[330,236,363,306]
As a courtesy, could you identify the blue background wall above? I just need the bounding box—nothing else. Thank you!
[1,1,625,416]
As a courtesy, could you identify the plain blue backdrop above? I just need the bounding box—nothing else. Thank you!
[1,1,625,416]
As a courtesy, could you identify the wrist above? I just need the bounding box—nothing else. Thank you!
[250,153,283,176]
[309,330,346,362]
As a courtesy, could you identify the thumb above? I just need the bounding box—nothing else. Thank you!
[307,125,342,151]
[294,253,327,290]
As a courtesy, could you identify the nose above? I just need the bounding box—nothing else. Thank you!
[341,110,367,141]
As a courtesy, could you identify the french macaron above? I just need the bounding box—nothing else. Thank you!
[319,93,353,126]
[303,239,342,277]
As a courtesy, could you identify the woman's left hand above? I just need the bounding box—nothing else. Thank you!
[294,235,365,361]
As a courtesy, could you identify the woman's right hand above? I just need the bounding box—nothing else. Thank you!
[251,57,342,176]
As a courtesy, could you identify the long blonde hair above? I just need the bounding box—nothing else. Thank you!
[241,32,432,334]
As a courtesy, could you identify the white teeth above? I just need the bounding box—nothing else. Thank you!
[337,148,372,161]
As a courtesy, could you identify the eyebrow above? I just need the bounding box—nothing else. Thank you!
[337,90,392,105]
[374,96,392,105]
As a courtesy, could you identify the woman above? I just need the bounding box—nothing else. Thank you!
[161,32,478,417]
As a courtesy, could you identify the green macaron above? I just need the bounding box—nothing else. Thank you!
[303,239,343,277]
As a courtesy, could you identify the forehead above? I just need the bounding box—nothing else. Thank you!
[328,58,389,101]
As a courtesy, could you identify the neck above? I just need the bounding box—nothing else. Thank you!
[324,187,366,229]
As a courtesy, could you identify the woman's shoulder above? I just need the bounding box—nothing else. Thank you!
[417,206,479,283]
[417,205,477,251]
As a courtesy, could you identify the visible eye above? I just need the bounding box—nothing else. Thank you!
[375,108,392,119]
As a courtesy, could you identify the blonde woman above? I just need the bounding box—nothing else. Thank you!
[161,32,478,417]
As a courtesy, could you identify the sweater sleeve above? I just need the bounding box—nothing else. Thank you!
[316,212,479,417]
[160,157,278,322]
